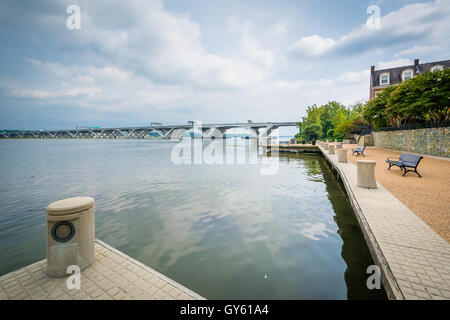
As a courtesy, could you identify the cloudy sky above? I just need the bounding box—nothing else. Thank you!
[0,0,449,132]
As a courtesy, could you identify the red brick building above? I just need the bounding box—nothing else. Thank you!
[369,58,450,100]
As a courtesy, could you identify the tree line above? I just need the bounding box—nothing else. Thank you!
[296,68,450,142]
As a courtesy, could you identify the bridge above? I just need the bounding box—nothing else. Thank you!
[0,122,297,139]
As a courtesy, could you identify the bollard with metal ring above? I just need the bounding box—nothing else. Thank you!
[46,197,95,277]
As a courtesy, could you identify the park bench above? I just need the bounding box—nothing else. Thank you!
[386,153,423,177]
[352,146,366,157]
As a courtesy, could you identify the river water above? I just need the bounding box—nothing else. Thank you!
[0,139,386,299]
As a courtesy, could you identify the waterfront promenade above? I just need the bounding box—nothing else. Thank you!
[1,143,448,300]
[344,144,450,242]
[317,143,450,300]
[0,240,204,300]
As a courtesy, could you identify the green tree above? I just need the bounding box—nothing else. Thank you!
[303,123,323,141]
[348,103,365,121]
[363,86,395,129]
[320,101,347,138]
[414,68,450,125]
[334,119,353,140]
[363,68,449,129]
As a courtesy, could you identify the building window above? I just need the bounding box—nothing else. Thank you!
[380,73,389,85]
[402,69,414,81]
[430,65,444,72]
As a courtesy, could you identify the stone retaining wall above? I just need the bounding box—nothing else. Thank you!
[372,127,449,157]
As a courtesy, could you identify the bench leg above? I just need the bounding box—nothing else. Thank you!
[403,168,422,177]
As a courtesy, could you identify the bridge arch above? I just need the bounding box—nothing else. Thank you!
[203,127,227,140]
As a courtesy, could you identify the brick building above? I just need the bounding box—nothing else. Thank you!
[369,58,450,100]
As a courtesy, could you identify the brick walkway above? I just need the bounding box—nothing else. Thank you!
[0,240,204,300]
[319,144,450,300]
[344,144,450,242]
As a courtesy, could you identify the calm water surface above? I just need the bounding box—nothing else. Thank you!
[0,139,386,299]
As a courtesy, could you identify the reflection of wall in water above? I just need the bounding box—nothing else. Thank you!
[319,158,387,300]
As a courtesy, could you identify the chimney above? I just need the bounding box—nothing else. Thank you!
[414,59,419,65]
[371,65,375,72]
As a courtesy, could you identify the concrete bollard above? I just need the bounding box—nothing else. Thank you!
[328,144,335,154]
[324,143,329,150]
[338,149,348,163]
[46,197,96,277]
[357,160,377,189]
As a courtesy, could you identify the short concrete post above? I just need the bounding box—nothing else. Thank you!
[357,160,377,189]
[324,143,329,150]
[328,144,335,154]
[338,149,348,163]
[46,197,96,277]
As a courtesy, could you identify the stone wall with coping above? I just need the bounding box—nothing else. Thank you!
[372,127,449,157]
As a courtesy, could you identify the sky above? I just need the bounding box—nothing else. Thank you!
[0,0,449,134]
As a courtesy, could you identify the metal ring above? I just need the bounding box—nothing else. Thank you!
[51,221,75,243]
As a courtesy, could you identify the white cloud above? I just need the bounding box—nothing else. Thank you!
[290,35,336,56]
[289,0,450,57]
[23,1,275,90]
[394,45,443,58]
[1,59,185,112]
[377,58,412,69]
[1,0,448,127]
[268,20,288,36]
[338,70,370,83]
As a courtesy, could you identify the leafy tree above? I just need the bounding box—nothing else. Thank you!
[297,101,367,140]
[303,123,323,141]
[363,86,395,129]
[348,103,365,121]
[334,119,352,140]
[414,68,450,125]
[363,68,449,129]
[320,101,346,138]
[297,104,323,139]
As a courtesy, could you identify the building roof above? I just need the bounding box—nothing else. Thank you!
[371,59,450,87]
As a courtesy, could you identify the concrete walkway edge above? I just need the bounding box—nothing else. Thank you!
[318,144,450,300]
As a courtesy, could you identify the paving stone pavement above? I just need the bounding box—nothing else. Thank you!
[319,144,450,300]
[0,240,205,300]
